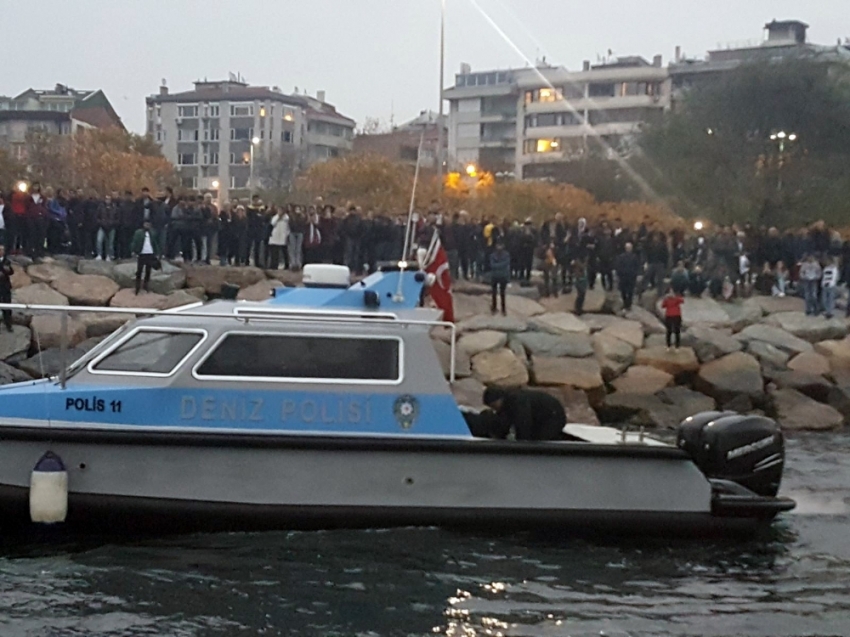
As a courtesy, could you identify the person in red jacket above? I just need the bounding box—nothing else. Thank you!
[8,184,29,254]
[661,286,684,350]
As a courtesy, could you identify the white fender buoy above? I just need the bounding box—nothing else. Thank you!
[29,451,68,524]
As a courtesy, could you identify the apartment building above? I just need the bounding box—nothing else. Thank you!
[443,56,670,180]
[352,110,447,169]
[146,79,354,193]
[0,84,124,160]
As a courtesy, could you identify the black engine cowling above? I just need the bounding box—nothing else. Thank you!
[677,411,785,497]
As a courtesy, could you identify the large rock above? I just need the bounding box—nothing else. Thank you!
[540,386,600,426]
[17,347,85,379]
[451,377,486,409]
[12,283,69,307]
[531,312,590,336]
[543,287,606,314]
[787,351,831,377]
[453,294,492,321]
[511,331,593,358]
[581,314,625,332]
[77,312,131,338]
[770,388,843,431]
[746,340,790,372]
[612,365,673,394]
[183,264,265,296]
[161,290,204,310]
[0,360,33,385]
[433,338,472,379]
[458,330,508,356]
[679,297,731,328]
[113,261,188,295]
[29,314,87,350]
[696,352,764,403]
[10,268,31,289]
[0,325,32,360]
[686,326,743,363]
[471,348,529,387]
[236,279,285,302]
[263,269,302,286]
[624,306,665,335]
[655,387,717,425]
[506,296,546,318]
[771,371,834,403]
[764,311,848,343]
[599,387,716,429]
[827,385,850,420]
[634,346,700,377]
[598,319,644,349]
[755,295,805,315]
[458,314,528,333]
[109,288,168,310]
[814,338,850,370]
[27,261,72,285]
[51,273,119,306]
[724,298,765,332]
[531,356,603,391]
[738,324,813,355]
[76,259,116,277]
[592,332,635,364]
[598,356,631,382]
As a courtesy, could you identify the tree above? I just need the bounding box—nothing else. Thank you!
[636,59,850,227]
[0,149,26,193]
[357,117,390,135]
[256,145,304,194]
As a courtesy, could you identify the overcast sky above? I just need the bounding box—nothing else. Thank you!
[4,1,846,133]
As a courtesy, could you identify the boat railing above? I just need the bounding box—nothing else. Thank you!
[0,302,458,386]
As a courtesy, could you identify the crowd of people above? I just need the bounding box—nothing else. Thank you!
[1,183,847,317]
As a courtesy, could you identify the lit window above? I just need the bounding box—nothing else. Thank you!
[536,139,559,153]
[259,106,266,117]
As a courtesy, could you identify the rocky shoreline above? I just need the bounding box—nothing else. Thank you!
[2,256,848,432]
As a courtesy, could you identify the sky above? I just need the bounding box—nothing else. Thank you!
[3,0,847,133]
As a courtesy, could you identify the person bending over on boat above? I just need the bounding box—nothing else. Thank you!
[481,387,567,441]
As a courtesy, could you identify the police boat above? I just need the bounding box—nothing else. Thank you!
[0,264,794,535]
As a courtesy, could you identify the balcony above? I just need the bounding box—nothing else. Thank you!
[525,94,667,114]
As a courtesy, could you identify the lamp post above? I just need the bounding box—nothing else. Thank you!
[769,131,797,192]
[249,136,260,192]
[437,0,446,181]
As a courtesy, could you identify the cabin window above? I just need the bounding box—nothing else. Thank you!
[91,330,204,375]
[194,333,402,383]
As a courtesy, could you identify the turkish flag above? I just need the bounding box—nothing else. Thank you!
[420,230,455,323]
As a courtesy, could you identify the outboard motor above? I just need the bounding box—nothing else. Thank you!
[677,412,785,497]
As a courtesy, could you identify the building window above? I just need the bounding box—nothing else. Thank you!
[90,330,204,376]
[259,106,266,118]
[178,153,197,165]
[282,107,296,122]
[178,129,199,142]
[203,153,219,165]
[230,127,253,141]
[203,127,220,141]
[194,334,401,383]
[524,138,561,154]
[230,103,254,117]
[155,130,163,143]
[178,104,199,118]
[204,104,220,117]
[588,83,616,98]
[282,131,292,143]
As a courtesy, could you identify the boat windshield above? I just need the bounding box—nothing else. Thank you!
[64,321,133,380]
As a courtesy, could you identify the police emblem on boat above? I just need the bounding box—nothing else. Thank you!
[393,395,420,430]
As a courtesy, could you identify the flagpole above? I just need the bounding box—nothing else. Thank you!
[394,129,427,302]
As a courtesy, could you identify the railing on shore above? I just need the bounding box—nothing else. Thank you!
[0,302,458,387]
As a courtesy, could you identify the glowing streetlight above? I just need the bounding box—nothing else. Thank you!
[251,136,260,146]
[465,163,477,177]
[788,133,797,142]
[16,181,27,193]
[769,131,798,192]
[706,128,714,135]
[211,179,220,189]
[693,221,704,231]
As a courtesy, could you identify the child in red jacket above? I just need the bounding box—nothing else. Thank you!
[661,287,684,350]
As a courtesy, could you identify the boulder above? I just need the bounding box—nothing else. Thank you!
[755,295,805,315]
[624,306,665,335]
[458,314,528,333]
[827,385,850,420]
[787,351,831,377]
[183,264,265,296]
[51,273,119,306]
[814,338,850,370]
[113,261,188,295]
[764,311,848,343]
[10,268,31,289]
[531,356,603,392]
[458,330,508,356]
[598,356,630,382]
[592,332,635,364]
[29,314,87,350]
[686,326,743,363]
[0,360,33,385]
[531,312,590,336]
[76,259,116,278]
[506,285,541,301]
[771,371,834,403]
[612,365,673,394]
[511,331,593,358]
[109,288,168,310]
[507,337,528,365]
[737,324,813,355]
[598,319,644,349]
[695,351,764,403]
[746,340,790,372]
[471,348,529,387]
[634,346,700,377]
[506,295,546,318]
[9,255,33,269]
[770,388,843,431]
[453,280,491,296]
[655,387,717,424]
[161,290,204,310]
[451,377,486,409]
[581,314,625,332]
[17,347,85,379]
[12,283,69,307]
[237,279,285,302]
[679,297,731,328]
[599,388,716,429]
[724,298,765,332]
[263,269,302,286]
[184,287,206,299]
[77,312,131,338]
[27,261,72,285]
[543,287,606,314]
[433,338,472,379]
[453,294,492,321]
[77,336,107,354]
[540,386,600,426]
[0,325,32,361]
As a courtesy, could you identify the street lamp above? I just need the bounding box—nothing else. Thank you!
[465,163,477,177]
[249,136,261,192]
[769,131,798,191]
[16,181,27,193]
[693,221,704,231]
[437,0,446,181]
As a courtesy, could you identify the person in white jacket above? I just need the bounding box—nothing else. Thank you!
[268,205,290,270]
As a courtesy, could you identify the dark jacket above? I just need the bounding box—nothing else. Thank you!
[0,257,14,295]
[491,389,567,441]
[489,248,511,279]
[614,251,641,282]
[246,205,266,239]
[130,228,162,255]
[96,202,119,230]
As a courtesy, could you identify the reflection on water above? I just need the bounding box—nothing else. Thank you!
[0,433,848,637]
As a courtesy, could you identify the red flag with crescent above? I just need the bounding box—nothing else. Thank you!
[420,230,455,323]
